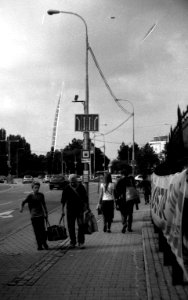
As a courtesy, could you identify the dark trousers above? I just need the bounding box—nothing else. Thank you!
[144,193,150,204]
[67,211,85,245]
[31,216,47,248]
[120,200,134,230]
[101,200,114,229]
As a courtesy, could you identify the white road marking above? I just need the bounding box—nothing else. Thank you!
[0,201,13,206]
[0,210,14,218]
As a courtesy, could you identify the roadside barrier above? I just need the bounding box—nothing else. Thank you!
[151,169,188,284]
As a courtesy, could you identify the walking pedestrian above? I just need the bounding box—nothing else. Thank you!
[60,174,89,249]
[141,174,151,204]
[115,169,136,233]
[98,173,115,233]
[20,181,49,250]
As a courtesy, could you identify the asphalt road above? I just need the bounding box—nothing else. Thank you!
[0,181,99,240]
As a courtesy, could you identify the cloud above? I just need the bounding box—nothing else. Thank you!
[166,33,188,65]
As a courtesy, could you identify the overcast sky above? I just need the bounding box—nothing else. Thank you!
[1,0,188,160]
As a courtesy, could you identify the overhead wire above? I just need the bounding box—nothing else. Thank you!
[89,46,131,117]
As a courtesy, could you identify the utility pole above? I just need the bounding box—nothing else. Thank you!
[47,9,90,196]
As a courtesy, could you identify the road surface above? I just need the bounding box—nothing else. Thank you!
[0,181,99,240]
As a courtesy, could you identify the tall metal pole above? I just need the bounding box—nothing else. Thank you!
[117,99,135,176]
[47,10,90,195]
[93,134,96,178]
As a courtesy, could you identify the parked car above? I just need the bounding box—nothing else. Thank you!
[43,175,51,183]
[49,175,68,190]
[22,175,34,184]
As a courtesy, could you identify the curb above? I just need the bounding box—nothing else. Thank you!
[142,226,152,300]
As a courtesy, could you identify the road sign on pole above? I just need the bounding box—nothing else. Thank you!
[82,150,90,159]
[75,114,99,132]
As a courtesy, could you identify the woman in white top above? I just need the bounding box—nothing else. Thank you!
[98,173,115,232]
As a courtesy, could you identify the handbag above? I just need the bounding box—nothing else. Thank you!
[96,203,102,215]
[84,210,98,234]
[46,219,68,241]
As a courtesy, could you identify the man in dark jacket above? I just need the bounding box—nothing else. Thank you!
[60,174,88,249]
[115,169,135,233]
[141,175,151,204]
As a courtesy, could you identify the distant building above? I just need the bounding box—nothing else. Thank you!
[149,136,168,155]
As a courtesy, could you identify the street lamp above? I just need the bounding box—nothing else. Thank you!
[116,99,135,176]
[47,9,90,195]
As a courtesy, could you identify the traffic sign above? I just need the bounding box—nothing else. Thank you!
[75,114,99,132]
[82,150,90,159]
[81,158,91,163]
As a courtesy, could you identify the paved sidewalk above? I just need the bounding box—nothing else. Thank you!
[1,192,188,300]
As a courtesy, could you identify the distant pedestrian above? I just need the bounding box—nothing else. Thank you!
[128,175,140,210]
[115,169,136,233]
[141,175,151,204]
[98,173,115,233]
[60,174,89,249]
[20,181,49,250]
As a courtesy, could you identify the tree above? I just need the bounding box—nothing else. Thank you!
[110,159,132,174]
[61,138,110,176]
[136,143,159,175]
[164,105,187,173]
[117,142,130,161]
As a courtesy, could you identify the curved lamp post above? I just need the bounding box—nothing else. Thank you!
[47,9,90,194]
[116,99,135,176]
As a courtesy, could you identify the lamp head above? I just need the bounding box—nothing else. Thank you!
[47,9,60,15]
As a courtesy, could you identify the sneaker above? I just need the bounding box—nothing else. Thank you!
[78,243,85,249]
[103,225,107,232]
[128,228,133,232]
[107,229,111,233]
[37,246,43,251]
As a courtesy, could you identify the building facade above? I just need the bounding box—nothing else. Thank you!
[149,136,168,155]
